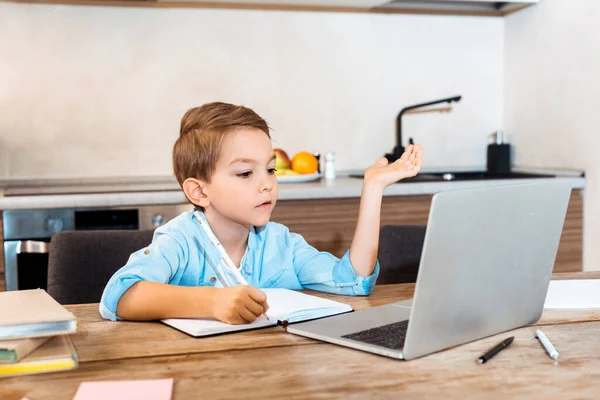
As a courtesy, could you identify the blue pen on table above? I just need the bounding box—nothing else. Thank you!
[477,336,514,364]
[193,211,269,321]
[536,329,559,360]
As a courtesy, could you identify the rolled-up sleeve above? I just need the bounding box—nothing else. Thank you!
[99,231,188,321]
[291,232,379,296]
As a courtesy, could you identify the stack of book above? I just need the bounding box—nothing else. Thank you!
[0,289,79,378]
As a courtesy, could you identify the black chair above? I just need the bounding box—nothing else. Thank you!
[47,230,154,304]
[376,225,427,284]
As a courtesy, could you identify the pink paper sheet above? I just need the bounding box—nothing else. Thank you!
[73,378,173,400]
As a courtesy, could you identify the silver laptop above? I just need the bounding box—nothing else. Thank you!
[287,180,572,360]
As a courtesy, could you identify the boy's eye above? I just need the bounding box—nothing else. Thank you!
[237,171,253,178]
[268,168,277,175]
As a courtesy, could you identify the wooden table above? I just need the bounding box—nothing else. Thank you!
[3,272,600,399]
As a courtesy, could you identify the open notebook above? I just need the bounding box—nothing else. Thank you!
[162,288,353,337]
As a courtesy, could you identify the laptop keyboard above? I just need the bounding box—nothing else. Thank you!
[341,320,409,350]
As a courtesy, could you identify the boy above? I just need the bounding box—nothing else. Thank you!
[100,102,423,324]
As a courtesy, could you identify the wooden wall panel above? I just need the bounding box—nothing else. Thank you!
[0,190,584,292]
[271,191,583,273]
[554,191,583,272]
[270,195,431,256]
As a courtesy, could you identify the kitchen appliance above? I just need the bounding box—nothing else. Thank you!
[385,95,462,162]
[3,204,188,291]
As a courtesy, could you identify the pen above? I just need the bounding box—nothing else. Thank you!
[536,329,559,360]
[193,211,269,321]
[477,336,514,364]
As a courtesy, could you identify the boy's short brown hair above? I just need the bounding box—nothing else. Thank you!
[173,102,271,187]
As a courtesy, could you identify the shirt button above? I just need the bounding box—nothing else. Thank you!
[144,249,150,255]
[210,277,217,283]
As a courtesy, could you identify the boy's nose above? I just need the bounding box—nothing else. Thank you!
[261,182,273,192]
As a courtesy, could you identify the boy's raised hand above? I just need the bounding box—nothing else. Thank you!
[212,285,270,325]
[363,144,423,189]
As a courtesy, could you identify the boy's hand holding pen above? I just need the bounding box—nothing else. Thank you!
[194,211,270,324]
[211,286,270,325]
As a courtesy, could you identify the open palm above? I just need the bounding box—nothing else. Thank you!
[364,144,424,189]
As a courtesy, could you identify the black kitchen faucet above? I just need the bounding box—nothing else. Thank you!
[385,95,462,162]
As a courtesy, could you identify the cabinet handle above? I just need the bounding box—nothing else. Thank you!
[17,240,49,254]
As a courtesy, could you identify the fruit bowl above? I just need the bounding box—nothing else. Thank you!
[277,172,322,184]
[273,148,320,182]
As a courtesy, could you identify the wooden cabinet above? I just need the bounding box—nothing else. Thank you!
[271,190,584,273]
[0,215,3,292]
[0,189,583,291]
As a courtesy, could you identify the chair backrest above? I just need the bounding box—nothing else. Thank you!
[47,230,154,304]
[376,225,427,284]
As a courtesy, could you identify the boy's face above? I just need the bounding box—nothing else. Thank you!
[205,127,278,227]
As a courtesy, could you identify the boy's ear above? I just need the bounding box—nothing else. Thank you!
[182,178,210,209]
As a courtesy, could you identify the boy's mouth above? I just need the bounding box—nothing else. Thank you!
[256,200,272,208]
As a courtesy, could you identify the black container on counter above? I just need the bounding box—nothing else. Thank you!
[487,131,511,174]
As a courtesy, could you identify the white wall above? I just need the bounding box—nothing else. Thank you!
[505,0,600,270]
[0,3,503,179]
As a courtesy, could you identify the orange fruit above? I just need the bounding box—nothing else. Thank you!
[291,152,319,175]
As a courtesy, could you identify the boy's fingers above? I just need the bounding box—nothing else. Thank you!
[408,149,416,162]
[227,313,248,325]
[244,297,267,316]
[414,146,424,168]
[375,157,388,167]
[415,154,423,169]
[403,144,422,170]
[239,307,258,323]
[247,287,267,304]
[416,145,424,157]
[398,145,413,162]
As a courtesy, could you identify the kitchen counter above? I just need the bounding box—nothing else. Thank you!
[0,168,587,289]
[0,168,585,211]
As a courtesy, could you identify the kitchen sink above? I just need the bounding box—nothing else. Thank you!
[348,171,556,183]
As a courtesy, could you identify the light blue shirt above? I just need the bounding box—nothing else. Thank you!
[99,210,380,321]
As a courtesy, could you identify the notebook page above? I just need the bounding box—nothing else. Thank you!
[162,316,276,337]
[264,288,352,322]
[161,289,352,336]
[544,279,600,310]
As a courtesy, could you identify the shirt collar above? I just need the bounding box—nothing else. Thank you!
[191,210,258,276]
